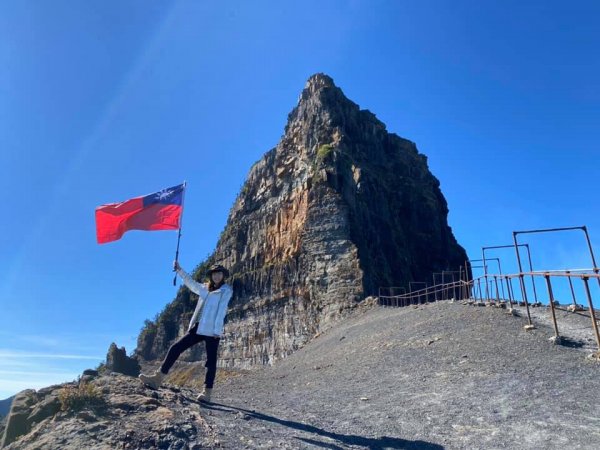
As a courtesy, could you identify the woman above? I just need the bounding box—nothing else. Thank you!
[139,262,233,403]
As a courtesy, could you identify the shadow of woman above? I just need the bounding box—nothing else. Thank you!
[202,401,444,450]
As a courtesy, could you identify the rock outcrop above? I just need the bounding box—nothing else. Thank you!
[136,73,468,369]
[1,373,218,449]
[1,387,61,448]
[104,343,141,377]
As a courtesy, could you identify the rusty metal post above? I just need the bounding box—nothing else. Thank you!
[442,271,447,300]
[566,271,577,307]
[581,276,600,353]
[495,258,507,300]
[458,266,465,300]
[513,232,533,326]
[466,262,473,299]
[494,275,500,303]
[544,274,561,339]
[482,249,490,301]
[524,244,540,304]
[465,259,475,298]
[505,276,514,308]
[582,226,600,289]
[451,273,456,300]
[504,276,512,303]
[463,261,470,300]
[508,277,516,304]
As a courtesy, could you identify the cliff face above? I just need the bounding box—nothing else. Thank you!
[136,74,467,368]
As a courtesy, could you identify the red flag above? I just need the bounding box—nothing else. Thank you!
[95,184,185,244]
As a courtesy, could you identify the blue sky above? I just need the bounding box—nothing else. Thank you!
[1,0,599,399]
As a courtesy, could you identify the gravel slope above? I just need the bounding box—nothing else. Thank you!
[4,301,599,449]
[201,301,600,449]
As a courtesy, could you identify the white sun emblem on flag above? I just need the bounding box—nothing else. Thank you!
[158,189,172,200]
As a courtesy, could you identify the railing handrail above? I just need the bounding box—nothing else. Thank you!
[472,271,600,280]
[378,269,600,356]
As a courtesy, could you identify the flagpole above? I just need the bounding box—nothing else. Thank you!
[173,181,187,286]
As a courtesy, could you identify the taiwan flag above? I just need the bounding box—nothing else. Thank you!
[95,183,185,244]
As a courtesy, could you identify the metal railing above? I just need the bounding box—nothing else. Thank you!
[378,278,470,307]
[378,269,600,355]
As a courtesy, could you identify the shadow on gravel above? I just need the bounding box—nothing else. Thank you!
[204,402,444,450]
[557,337,585,348]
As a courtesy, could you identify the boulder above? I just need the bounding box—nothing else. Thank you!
[105,343,141,377]
[1,389,37,447]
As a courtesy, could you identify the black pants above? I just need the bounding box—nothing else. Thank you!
[159,327,221,388]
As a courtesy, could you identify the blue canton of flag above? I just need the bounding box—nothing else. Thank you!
[142,183,185,207]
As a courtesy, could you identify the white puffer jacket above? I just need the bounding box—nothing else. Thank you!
[176,267,233,337]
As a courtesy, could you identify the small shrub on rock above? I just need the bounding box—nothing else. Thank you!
[58,381,105,413]
[316,144,334,161]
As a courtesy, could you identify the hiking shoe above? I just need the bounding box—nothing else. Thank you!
[197,388,213,403]
[139,371,165,389]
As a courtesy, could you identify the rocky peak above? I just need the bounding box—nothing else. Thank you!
[295,73,343,108]
[135,74,468,369]
[287,73,361,146]
[305,72,335,89]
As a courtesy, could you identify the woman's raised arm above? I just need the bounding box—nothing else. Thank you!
[174,261,209,300]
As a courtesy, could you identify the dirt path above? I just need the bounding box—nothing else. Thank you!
[200,302,600,449]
